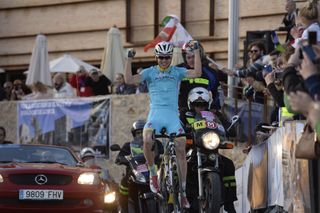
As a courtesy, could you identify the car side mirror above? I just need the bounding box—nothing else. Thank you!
[110,144,121,151]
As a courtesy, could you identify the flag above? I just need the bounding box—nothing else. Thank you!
[144,17,177,52]
[271,31,285,53]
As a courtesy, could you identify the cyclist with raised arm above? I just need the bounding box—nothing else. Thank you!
[124,41,202,208]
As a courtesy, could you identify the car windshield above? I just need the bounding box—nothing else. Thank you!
[0,145,78,166]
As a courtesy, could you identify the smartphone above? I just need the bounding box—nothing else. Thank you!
[300,31,318,63]
[302,44,317,63]
[308,31,317,45]
[263,64,273,73]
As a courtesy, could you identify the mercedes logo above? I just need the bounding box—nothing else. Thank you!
[35,174,47,185]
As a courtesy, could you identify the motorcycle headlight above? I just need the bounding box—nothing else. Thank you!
[133,170,146,183]
[0,174,3,183]
[104,191,116,203]
[201,132,220,150]
[78,172,100,185]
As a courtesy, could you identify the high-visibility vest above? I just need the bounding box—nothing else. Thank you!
[279,107,294,126]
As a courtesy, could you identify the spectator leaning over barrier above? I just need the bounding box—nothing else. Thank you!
[23,82,53,100]
[291,1,320,47]
[53,73,76,98]
[69,66,93,97]
[0,126,13,144]
[2,81,13,101]
[10,79,31,100]
[114,73,136,95]
[85,69,112,96]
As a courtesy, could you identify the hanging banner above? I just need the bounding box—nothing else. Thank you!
[17,97,110,157]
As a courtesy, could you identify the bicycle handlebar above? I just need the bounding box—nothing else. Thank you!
[154,132,190,139]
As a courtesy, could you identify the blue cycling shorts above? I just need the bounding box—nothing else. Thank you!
[144,108,184,135]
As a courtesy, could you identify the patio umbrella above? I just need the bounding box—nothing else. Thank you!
[50,54,98,73]
[26,34,52,87]
[100,26,125,82]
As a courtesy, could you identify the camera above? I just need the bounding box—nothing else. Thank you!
[274,71,283,80]
[127,49,136,58]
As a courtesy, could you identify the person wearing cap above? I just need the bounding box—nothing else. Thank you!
[85,69,112,96]
[124,41,202,208]
[68,66,93,97]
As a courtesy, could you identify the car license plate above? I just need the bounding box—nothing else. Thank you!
[19,189,63,200]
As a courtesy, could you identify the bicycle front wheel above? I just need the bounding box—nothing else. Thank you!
[171,158,182,213]
[159,164,170,213]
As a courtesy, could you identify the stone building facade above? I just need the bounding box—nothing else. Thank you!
[0,0,308,75]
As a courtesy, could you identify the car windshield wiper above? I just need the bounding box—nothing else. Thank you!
[0,161,13,163]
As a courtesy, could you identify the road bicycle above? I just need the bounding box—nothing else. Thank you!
[154,128,188,213]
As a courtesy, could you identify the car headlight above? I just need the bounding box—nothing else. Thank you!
[201,132,220,150]
[104,191,116,203]
[78,172,100,185]
[0,174,3,183]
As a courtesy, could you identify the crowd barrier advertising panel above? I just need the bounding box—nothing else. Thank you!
[235,122,311,213]
[17,97,110,157]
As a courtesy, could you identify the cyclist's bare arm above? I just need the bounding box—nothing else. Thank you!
[124,56,141,84]
[186,49,202,78]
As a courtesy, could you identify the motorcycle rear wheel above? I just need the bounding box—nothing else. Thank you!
[201,172,222,213]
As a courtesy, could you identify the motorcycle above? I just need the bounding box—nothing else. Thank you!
[79,147,119,213]
[185,111,239,213]
[110,143,160,213]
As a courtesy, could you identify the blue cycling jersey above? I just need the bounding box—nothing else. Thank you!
[140,65,187,134]
[140,65,187,111]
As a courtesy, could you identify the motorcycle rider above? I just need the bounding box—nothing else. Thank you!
[181,87,237,213]
[178,41,236,138]
[117,120,162,213]
[116,120,145,213]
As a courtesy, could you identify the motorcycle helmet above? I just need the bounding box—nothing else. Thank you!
[80,147,95,161]
[187,87,212,110]
[131,119,146,137]
[154,41,173,56]
[182,40,206,65]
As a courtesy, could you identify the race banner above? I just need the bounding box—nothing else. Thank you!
[17,97,110,157]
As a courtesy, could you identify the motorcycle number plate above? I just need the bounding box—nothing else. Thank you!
[193,120,206,130]
[206,121,218,129]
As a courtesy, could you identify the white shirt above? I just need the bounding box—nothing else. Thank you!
[53,82,76,98]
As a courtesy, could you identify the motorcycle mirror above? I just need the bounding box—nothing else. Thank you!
[110,144,121,151]
[226,115,240,132]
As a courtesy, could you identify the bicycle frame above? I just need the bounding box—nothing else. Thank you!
[155,129,187,213]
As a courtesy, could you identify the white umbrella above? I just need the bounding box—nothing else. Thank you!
[50,54,98,73]
[26,34,52,87]
[100,26,125,82]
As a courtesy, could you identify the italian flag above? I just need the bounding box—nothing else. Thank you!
[144,17,178,52]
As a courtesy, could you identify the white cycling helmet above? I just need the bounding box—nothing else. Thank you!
[154,41,173,56]
[187,87,213,110]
